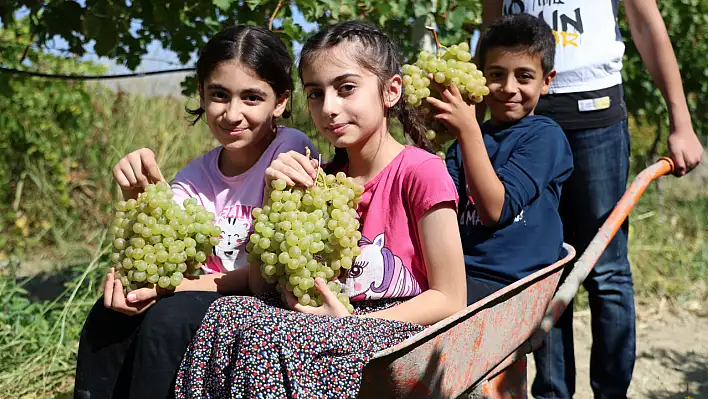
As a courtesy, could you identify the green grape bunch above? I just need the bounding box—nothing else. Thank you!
[109,182,221,292]
[402,36,489,159]
[248,158,364,314]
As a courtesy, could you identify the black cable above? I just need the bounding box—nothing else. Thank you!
[1,39,190,67]
[0,66,195,80]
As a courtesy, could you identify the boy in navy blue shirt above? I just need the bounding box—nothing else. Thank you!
[427,13,574,304]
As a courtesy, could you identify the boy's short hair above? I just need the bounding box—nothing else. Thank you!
[479,14,556,76]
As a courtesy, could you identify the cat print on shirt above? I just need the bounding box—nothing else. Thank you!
[205,217,251,273]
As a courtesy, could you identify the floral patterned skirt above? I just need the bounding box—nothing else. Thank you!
[175,294,424,399]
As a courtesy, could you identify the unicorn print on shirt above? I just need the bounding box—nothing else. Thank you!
[205,217,251,273]
[345,233,422,301]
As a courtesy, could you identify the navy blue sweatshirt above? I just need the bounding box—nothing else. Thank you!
[446,115,574,285]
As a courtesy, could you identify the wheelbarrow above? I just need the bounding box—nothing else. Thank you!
[358,158,675,399]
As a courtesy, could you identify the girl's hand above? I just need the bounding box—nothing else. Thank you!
[285,278,350,318]
[113,148,166,200]
[103,268,157,316]
[425,77,478,137]
[265,151,319,189]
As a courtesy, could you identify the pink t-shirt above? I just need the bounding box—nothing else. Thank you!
[171,126,318,273]
[342,146,459,301]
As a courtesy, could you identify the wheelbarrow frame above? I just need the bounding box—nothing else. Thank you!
[358,158,675,399]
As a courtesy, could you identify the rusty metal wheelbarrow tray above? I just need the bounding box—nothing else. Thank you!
[359,158,675,399]
[358,245,575,399]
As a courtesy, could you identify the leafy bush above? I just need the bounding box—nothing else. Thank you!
[0,21,111,257]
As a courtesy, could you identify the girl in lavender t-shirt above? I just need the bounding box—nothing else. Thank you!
[74,26,316,399]
[170,128,316,273]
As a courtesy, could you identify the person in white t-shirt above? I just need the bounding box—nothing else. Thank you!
[479,1,703,398]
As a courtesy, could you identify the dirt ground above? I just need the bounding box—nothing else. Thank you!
[527,301,708,399]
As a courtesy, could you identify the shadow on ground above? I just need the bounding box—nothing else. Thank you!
[639,348,708,399]
[14,263,98,302]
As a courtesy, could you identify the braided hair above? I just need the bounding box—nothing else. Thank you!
[298,20,431,170]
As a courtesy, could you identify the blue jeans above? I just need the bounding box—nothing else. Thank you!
[532,120,634,399]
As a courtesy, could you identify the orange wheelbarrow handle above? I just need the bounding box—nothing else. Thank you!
[523,157,675,353]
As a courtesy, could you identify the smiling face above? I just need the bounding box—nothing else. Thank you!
[483,46,555,126]
[199,61,288,152]
[300,44,401,150]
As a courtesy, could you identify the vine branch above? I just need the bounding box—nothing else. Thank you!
[425,25,442,56]
[268,0,284,31]
[18,42,31,63]
[19,10,38,64]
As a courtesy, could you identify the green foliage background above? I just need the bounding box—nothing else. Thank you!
[1,0,706,256]
[618,0,708,159]
[0,22,111,256]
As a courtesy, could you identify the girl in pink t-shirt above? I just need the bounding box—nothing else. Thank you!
[175,21,467,398]
[75,26,317,398]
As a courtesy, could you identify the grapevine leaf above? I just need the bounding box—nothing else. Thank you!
[444,8,468,30]
[93,23,120,57]
[213,0,233,11]
[413,2,431,18]
[246,0,264,11]
[282,17,306,42]
[437,0,449,14]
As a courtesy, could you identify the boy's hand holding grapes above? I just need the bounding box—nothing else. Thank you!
[400,38,488,159]
[426,79,480,139]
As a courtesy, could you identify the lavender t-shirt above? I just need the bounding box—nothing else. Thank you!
[171,126,318,273]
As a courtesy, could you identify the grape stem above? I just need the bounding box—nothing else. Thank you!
[318,153,328,190]
[425,25,446,56]
[306,146,327,190]
[306,149,330,271]
[267,0,284,31]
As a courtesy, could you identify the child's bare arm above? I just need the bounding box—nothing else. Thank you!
[176,268,251,294]
[121,268,252,309]
[363,203,467,324]
[624,0,703,176]
[455,123,506,226]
